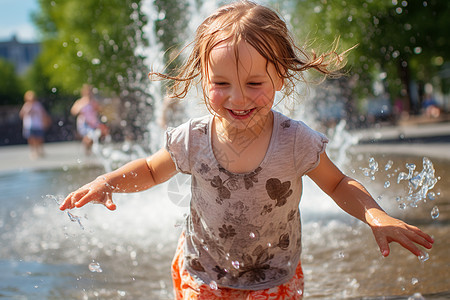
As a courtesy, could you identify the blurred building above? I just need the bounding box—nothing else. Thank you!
[0,35,40,74]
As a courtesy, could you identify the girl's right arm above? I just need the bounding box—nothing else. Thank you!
[59,148,177,211]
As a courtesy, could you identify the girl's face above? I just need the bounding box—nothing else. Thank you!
[205,40,283,131]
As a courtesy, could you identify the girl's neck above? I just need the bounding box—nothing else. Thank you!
[211,111,274,173]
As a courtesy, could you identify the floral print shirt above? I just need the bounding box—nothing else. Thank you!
[165,110,328,290]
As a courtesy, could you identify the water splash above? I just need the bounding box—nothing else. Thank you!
[361,157,440,211]
[88,261,103,273]
[67,211,85,230]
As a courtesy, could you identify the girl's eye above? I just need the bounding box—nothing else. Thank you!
[248,82,262,86]
[213,82,228,86]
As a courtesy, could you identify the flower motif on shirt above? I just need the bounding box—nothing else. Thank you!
[265,178,292,207]
[211,175,231,199]
[238,245,274,282]
[260,204,273,216]
[198,163,210,175]
[281,119,291,129]
[277,233,290,250]
[187,256,206,272]
[218,224,237,239]
[287,209,296,222]
[243,167,262,189]
[212,265,228,280]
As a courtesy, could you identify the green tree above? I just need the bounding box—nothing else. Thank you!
[33,0,151,141]
[33,0,149,95]
[0,58,24,105]
[292,0,450,114]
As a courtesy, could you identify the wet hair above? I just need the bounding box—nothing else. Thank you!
[149,0,351,103]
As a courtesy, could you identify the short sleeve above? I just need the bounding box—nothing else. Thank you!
[293,121,328,176]
[165,121,191,174]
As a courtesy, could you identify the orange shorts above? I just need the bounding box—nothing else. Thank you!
[171,233,304,300]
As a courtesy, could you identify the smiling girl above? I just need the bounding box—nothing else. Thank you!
[60,1,433,299]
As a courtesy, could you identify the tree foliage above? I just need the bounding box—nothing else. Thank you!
[33,0,149,97]
[0,58,24,105]
[291,0,450,111]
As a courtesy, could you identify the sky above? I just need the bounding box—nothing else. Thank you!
[0,0,39,42]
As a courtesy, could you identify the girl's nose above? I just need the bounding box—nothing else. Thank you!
[229,86,247,107]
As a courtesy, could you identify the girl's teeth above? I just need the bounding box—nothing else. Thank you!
[232,110,251,115]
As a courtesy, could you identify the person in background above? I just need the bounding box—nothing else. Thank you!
[71,84,109,155]
[19,90,51,159]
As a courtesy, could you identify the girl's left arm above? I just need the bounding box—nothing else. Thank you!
[307,152,434,257]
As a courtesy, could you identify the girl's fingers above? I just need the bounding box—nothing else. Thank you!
[374,234,390,257]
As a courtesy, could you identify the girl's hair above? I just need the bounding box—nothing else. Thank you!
[149,0,351,102]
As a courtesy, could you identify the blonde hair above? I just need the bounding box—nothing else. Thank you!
[149,0,351,103]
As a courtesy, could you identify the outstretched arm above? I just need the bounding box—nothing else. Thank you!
[59,148,177,211]
[307,151,434,257]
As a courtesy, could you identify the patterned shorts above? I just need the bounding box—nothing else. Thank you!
[171,233,304,300]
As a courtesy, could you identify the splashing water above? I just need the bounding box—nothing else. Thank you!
[361,156,440,212]
[88,261,103,273]
[67,211,85,230]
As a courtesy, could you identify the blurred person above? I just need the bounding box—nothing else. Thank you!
[19,90,51,159]
[71,84,109,155]
[422,93,441,118]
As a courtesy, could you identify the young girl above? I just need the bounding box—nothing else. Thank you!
[60,1,434,299]
[19,90,51,158]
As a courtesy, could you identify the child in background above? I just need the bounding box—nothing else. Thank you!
[60,1,434,299]
[19,90,51,158]
[71,84,109,155]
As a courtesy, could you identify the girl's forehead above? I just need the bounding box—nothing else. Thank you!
[209,40,262,63]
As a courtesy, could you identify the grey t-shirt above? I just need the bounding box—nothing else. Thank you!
[165,110,328,290]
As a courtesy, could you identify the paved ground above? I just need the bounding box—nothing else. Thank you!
[0,141,102,173]
[350,121,450,160]
[1,121,449,173]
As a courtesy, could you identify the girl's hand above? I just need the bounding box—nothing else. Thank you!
[59,177,116,211]
[367,211,434,257]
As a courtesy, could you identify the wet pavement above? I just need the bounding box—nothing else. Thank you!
[0,141,101,173]
[0,121,449,173]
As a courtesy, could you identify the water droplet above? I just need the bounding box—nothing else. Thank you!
[384,181,390,188]
[399,203,406,210]
[209,281,218,290]
[411,277,419,285]
[418,252,429,262]
[369,157,378,172]
[249,232,255,238]
[408,292,425,300]
[397,172,409,183]
[431,206,439,219]
[385,160,393,171]
[232,261,240,269]
[88,261,103,273]
[428,192,436,201]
